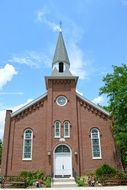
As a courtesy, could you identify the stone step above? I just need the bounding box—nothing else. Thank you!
[52,178,77,188]
[53,177,75,182]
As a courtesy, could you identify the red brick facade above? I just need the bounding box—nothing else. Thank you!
[1,32,121,177]
[1,78,121,177]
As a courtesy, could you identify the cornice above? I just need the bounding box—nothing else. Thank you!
[76,93,110,119]
[11,92,47,120]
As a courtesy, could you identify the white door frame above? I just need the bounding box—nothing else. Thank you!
[53,144,72,178]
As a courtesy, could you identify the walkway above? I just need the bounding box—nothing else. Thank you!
[4,186,127,190]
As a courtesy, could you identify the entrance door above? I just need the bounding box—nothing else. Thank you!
[54,145,72,177]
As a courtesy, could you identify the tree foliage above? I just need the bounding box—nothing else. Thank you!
[100,64,127,168]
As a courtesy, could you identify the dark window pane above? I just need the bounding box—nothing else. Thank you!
[55,145,70,153]
[59,62,64,72]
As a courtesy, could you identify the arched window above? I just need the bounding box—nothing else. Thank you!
[59,62,64,72]
[91,128,101,159]
[55,145,70,153]
[23,129,33,160]
[64,121,70,138]
[54,121,61,138]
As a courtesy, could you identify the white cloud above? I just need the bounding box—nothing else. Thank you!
[0,98,33,139]
[36,9,46,22]
[9,51,51,68]
[45,21,61,32]
[76,90,83,96]
[12,98,33,112]
[0,92,23,95]
[69,42,87,79]
[92,96,104,105]
[0,64,17,89]
[36,9,62,32]
[36,12,87,79]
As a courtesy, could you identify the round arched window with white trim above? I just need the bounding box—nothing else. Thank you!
[23,129,33,160]
[56,96,67,106]
[91,128,102,159]
[55,145,70,153]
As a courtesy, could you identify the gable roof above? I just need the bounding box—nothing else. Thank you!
[11,92,47,117]
[76,92,110,116]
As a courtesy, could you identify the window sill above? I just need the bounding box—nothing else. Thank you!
[22,158,32,161]
[92,157,102,160]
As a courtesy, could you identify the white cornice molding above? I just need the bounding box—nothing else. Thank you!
[11,92,47,117]
[76,92,110,116]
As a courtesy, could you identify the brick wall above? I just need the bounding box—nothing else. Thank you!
[1,78,121,177]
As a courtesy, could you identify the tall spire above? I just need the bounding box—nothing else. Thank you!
[45,31,79,89]
[52,31,70,67]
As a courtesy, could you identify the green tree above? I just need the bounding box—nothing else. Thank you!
[100,64,127,168]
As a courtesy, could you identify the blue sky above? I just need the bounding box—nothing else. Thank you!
[0,0,127,139]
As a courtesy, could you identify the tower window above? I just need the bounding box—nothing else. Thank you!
[54,121,61,138]
[59,62,64,72]
[64,121,70,138]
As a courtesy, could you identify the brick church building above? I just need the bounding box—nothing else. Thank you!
[2,31,121,177]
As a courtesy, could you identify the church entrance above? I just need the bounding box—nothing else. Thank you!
[54,144,72,178]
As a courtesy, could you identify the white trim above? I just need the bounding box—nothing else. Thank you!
[53,144,72,178]
[91,128,102,159]
[76,92,110,116]
[64,121,70,138]
[22,129,33,160]
[54,121,61,138]
[11,92,47,117]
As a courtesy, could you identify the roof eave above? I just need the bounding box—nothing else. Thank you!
[11,92,47,117]
[76,92,110,117]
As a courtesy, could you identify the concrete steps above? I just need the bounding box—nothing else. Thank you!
[52,177,77,188]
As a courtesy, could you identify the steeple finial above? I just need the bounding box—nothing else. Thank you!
[59,21,62,32]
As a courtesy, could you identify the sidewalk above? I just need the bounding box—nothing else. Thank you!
[40,186,126,190]
[3,186,127,190]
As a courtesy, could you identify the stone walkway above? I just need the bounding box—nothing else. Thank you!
[40,186,126,190]
[3,186,127,190]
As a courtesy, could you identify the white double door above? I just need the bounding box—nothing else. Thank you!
[54,153,72,177]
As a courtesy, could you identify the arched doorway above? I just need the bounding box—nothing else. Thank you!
[54,144,72,178]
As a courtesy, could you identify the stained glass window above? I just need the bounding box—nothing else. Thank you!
[54,121,61,138]
[91,128,101,159]
[23,129,33,160]
[64,121,70,138]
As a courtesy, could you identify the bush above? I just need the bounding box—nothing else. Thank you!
[115,171,127,180]
[20,170,44,186]
[75,176,85,186]
[43,176,51,187]
[96,164,117,182]
[96,164,117,176]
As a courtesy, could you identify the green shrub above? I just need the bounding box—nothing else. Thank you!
[43,176,51,187]
[96,164,117,182]
[115,171,127,180]
[96,164,117,176]
[75,176,85,186]
[20,170,44,186]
